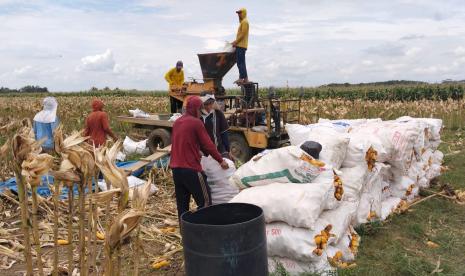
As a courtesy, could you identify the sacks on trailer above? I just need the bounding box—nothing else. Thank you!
[230,182,335,229]
[201,156,238,205]
[285,123,350,169]
[265,202,358,261]
[229,145,329,189]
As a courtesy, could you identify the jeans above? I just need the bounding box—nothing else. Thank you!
[236,47,248,79]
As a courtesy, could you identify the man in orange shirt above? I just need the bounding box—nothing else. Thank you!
[84,99,118,147]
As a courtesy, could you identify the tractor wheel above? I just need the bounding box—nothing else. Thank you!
[229,133,251,163]
[147,128,171,153]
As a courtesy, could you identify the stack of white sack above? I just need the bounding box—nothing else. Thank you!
[245,116,445,275]
[229,143,350,275]
[200,156,238,205]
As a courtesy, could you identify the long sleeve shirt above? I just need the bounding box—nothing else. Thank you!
[84,111,116,147]
[164,68,185,86]
[170,114,223,172]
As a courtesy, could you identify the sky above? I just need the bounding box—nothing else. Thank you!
[1,0,465,91]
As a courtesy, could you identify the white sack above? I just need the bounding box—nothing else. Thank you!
[230,146,329,189]
[342,131,387,169]
[396,116,443,142]
[123,136,150,155]
[380,196,402,220]
[169,113,182,121]
[340,166,369,201]
[265,202,358,261]
[348,120,422,170]
[354,177,382,225]
[268,257,332,276]
[98,175,158,199]
[129,108,149,118]
[391,175,418,201]
[230,182,334,228]
[285,123,350,169]
[201,156,238,205]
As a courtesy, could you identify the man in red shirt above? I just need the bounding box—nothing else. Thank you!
[170,96,229,219]
[84,99,118,147]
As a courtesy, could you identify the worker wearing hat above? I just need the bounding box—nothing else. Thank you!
[232,8,249,85]
[200,94,231,159]
[165,61,185,113]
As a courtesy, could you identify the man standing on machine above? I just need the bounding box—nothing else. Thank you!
[232,8,249,85]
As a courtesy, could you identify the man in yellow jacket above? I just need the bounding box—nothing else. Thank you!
[165,61,185,113]
[232,8,249,84]
[165,60,185,87]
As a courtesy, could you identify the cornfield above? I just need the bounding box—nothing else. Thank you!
[257,83,465,101]
[0,90,464,275]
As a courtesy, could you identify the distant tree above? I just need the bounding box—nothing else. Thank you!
[19,85,48,93]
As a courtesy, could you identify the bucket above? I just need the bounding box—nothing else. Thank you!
[181,203,268,276]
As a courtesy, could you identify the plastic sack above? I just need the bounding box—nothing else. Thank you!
[98,175,158,200]
[229,146,329,189]
[380,196,402,220]
[230,182,334,229]
[123,136,150,155]
[268,257,333,276]
[169,113,182,122]
[129,108,149,118]
[265,202,358,261]
[201,156,238,205]
[340,166,369,202]
[353,172,382,225]
[390,175,418,201]
[285,123,350,169]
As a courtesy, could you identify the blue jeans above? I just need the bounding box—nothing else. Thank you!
[236,47,248,79]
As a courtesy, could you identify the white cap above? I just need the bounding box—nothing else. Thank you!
[200,94,215,103]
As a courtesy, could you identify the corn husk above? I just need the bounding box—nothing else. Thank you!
[21,153,54,186]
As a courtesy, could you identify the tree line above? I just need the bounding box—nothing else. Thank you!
[0,86,49,93]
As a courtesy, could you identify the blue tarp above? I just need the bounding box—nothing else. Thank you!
[0,156,170,199]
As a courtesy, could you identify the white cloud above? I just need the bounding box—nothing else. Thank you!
[2,0,465,90]
[453,46,465,56]
[413,65,449,74]
[405,47,422,57]
[13,65,34,77]
[77,49,115,72]
[204,39,225,51]
[362,60,374,66]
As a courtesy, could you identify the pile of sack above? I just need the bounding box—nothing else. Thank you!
[228,116,444,275]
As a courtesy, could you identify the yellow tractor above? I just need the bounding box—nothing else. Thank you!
[117,51,301,162]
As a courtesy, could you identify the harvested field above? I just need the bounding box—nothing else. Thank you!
[1,94,464,275]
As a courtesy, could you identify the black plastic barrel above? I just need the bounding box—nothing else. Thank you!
[181,203,268,276]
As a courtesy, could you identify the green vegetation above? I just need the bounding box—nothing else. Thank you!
[257,84,465,101]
